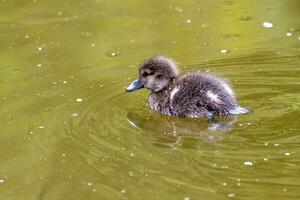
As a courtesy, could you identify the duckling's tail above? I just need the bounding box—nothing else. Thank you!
[229,106,249,115]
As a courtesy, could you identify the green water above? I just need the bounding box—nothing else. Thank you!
[0,0,300,199]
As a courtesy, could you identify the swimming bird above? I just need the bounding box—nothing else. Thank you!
[126,56,248,118]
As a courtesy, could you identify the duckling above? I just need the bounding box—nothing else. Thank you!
[126,56,248,118]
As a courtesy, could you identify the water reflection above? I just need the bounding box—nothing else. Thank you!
[127,111,236,148]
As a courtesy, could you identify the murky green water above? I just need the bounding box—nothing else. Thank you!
[1,0,300,199]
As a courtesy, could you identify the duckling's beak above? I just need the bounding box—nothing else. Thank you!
[126,79,144,92]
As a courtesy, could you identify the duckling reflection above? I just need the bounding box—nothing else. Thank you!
[127,111,236,148]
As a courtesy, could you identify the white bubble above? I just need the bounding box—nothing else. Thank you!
[186,19,192,24]
[243,161,253,166]
[284,152,290,156]
[262,22,273,28]
[38,126,45,129]
[121,189,126,194]
[175,6,183,13]
[76,98,83,102]
[71,113,79,117]
[0,179,4,183]
[38,47,43,51]
[286,32,292,37]
[220,49,228,54]
[228,193,235,197]
[37,64,42,67]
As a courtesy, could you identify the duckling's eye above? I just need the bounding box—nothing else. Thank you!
[142,72,148,77]
[142,71,154,77]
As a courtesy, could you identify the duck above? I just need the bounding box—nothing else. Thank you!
[126,56,249,118]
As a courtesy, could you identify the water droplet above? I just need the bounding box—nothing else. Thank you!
[106,50,120,57]
[37,47,43,51]
[286,32,292,37]
[186,19,192,24]
[262,22,273,28]
[121,189,127,194]
[38,126,45,129]
[284,152,290,156]
[76,98,83,102]
[243,161,253,166]
[71,113,79,117]
[228,193,235,198]
[175,6,183,13]
[91,43,96,47]
[37,64,42,67]
[220,49,229,54]
[184,197,190,200]
[87,182,92,186]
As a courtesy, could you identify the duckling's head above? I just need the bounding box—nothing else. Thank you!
[126,56,179,92]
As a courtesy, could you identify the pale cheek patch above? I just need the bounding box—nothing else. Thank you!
[222,83,234,96]
[148,76,155,85]
[170,86,180,101]
[207,91,220,102]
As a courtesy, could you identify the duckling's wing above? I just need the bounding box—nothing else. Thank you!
[229,106,249,115]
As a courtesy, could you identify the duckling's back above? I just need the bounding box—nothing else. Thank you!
[170,72,246,117]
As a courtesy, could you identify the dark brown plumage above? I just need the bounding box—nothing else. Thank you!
[126,56,248,118]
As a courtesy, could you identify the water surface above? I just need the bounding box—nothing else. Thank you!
[0,0,300,199]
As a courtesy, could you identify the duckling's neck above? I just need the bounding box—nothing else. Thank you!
[147,79,177,115]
